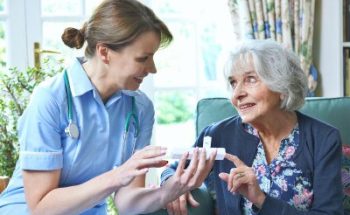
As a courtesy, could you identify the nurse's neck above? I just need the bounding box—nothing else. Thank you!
[82,59,120,104]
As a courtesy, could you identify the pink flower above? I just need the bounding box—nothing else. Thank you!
[293,195,302,205]
[344,187,350,196]
[257,165,266,175]
[303,189,312,198]
[342,145,350,157]
[285,146,296,159]
[275,165,281,173]
[293,189,313,206]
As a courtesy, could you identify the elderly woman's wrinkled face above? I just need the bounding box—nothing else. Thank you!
[229,59,281,124]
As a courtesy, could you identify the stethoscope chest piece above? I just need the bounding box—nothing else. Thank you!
[65,122,79,139]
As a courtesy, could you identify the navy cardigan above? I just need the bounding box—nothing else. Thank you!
[161,112,343,215]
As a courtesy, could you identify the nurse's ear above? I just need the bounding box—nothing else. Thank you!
[96,43,109,64]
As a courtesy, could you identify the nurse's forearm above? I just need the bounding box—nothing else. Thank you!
[115,186,170,215]
[27,170,117,215]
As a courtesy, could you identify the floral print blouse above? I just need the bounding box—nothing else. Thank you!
[242,123,313,214]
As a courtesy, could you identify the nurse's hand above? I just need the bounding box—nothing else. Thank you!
[113,145,167,188]
[218,153,266,208]
[162,148,216,208]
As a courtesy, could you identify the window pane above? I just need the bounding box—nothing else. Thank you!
[42,22,83,66]
[154,21,197,88]
[85,0,103,16]
[151,0,233,89]
[150,0,201,17]
[0,0,5,12]
[0,21,6,69]
[148,0,236,150]
[154,90,196,148]
[41,0,82,16]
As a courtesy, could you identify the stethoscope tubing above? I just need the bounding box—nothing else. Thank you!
[64,70,73,123]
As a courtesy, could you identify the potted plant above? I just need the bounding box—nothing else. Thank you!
[0,58,62,193]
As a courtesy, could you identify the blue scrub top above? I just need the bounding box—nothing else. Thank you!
[0,57,155,214]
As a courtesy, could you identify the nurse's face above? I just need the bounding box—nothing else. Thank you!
[106,31,160,91]
[229,59,281,125]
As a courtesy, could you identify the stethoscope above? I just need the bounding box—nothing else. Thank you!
[63,70,140,146]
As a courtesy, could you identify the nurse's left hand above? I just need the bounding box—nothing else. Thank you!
[218,153,266,208]
[113,145,168,188]
[161,148,217,206]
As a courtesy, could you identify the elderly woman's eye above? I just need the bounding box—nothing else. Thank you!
[246,76,257,83]
[229,80,237,89]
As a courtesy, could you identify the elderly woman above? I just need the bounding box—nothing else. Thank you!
[162,40,343,214]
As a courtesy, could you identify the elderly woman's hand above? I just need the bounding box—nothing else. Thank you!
[218,153,266,208]
[161,148,217,211]
[165,191,199,215]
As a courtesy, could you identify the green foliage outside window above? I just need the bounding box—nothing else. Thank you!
[0,22,5,68]
[0,0,4,11]
[156,91,193,124]
[0,58,63,177]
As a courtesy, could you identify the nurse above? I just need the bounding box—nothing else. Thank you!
[0,0,216,214]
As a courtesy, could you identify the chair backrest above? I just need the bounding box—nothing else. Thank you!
[196,97,350,145]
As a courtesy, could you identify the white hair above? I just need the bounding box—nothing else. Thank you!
[223,39,308,111]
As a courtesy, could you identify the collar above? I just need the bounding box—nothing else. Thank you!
[66,57,94,97]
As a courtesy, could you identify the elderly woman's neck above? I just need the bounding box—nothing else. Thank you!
[253,110,297,142]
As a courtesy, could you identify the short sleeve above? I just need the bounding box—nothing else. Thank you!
[18,86,63,170]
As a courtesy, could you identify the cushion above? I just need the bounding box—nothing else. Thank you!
[342,145,350,210]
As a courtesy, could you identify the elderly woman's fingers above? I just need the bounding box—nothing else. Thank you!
[228,168,235,191]
[187,192,199,207]
[179,194,188,215]
[230,173,250,193]
[225,153,246,167]
[166,201,174,215]
[218,172,229,182]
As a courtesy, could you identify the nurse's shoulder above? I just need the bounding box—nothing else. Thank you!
[26,72,66,109]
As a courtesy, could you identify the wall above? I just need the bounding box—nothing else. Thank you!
[313,0,343,97]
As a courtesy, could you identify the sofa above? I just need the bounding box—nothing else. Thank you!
[151,97,350,215]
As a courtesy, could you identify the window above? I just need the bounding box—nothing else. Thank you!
[144,0,234,149]
[39,0,103,66]
[0,0,7,70]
